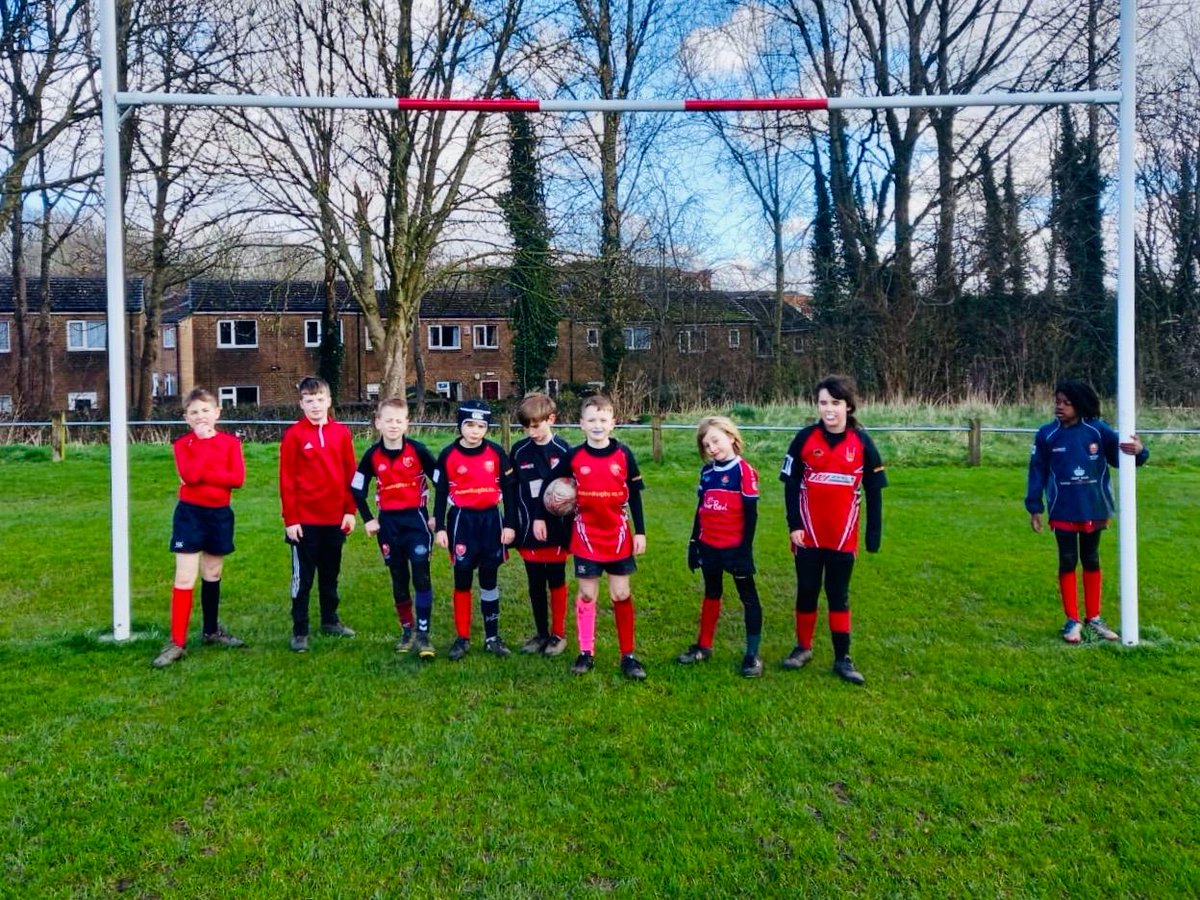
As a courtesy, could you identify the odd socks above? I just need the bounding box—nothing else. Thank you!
[200,578,220,635]
[170,586,193,648]
[576,596,596,654]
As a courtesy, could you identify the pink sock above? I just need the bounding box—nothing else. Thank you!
[576,596,596,654]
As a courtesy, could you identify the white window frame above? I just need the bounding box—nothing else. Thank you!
[585,327,600,348]
[304,318,344,348]
[0,321,11,353]
[0,394,12,414]
[218,385,259,407]
[366,382,381,400]
[217,319,258,349]
[435,380,463,400]
[67,320,107,351]
[364,327,374,352]
[728,328,741,349]
[427,324,461,350]
[163,372,177,397]
[623,326,651,351]
[161,325,176,350]
[68,391,98,411]
[544,378,560,398]
[472,324,499,350]
[480,379,500,400]
[677,329,706,354]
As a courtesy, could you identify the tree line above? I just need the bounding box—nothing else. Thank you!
[3,0,1199,419]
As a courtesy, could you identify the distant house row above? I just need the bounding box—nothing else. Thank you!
[0,275,811,414]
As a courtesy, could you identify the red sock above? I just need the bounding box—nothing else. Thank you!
[795,610,818,649]
[1082,570,1102,620]
[1059,571,1079,621]
[395,599,414,628]
[453,590,472,639]
[829,610,851,635]
[613,597,636,655]
[170,586,193,648]
[698,598,722,648]
[550,584,568,637]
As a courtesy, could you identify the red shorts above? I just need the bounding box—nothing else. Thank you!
[1049,519,1108,533]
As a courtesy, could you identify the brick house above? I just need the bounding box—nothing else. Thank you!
[0,275,144,415]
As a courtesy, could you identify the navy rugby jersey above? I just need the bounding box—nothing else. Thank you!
[1025,418,1149,523]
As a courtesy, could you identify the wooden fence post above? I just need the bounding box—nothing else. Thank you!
[499,413,511,449]
[967,417,981,466]
[651,415,662,463]
[51,411,67,462]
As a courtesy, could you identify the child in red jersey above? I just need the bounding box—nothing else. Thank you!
[153,388,247,668]
[279,376,358,653]
[352,397,438,658]
[511,392,572,657]
[677,416,764,678]
[779,375,886,685]
[433,400,519,661]
[536,394,648,680]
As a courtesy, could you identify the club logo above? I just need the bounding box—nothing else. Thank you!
[580,466,591,475]
[455,543,467,558]
[1088,443,1100,455]
[610,463,623,476]
[457,465,468,475]
[845,447,857,462]
[403,456,413,467]
[484,460,495,472]
[381,542,391,557]
[378,463,388,472]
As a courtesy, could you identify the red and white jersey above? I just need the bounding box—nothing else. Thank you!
[696,456,758,549]
[780,425,885,553]
[554,441,644,562]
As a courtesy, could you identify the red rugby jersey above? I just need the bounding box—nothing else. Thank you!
[351,438,436,520]
[556,441,644,562]
[432,439,517,530]
[174,430,245,508]
[697,456,759,549]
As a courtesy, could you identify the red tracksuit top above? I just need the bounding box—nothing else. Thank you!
[175,430,245,508]
[279,417,357,526]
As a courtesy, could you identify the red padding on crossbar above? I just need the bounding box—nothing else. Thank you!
[684,98,828,111]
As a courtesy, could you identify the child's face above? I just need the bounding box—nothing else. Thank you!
[523,415,555,444]
[817,389,848,433]
[1054,392,1079,426]
[376,405,409,444]
[300,389,332,424]
[580,405,615,446]
[460,420,488,447]
[701,427,736,462]
[184,398,220,436]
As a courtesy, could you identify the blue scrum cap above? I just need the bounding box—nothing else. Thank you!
[457,399,493,429]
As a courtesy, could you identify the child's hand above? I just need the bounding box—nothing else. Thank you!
[533,520,547,541]
[1030,513,1043,534]
[286,524,304,541]
[365,520,380,536]
[501,527,516,546]
[428,516,437,532]
[436,530,449,549]
[341,514,356,535]
[790,529,806,547]
[1119,433,1144,455]
[633,534,646,556]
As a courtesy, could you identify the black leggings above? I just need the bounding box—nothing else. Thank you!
[1055,530,1102,575]
[793,547,854,614]
[526,561,568,637]
[389,558,432,601]
[702,563,762,636]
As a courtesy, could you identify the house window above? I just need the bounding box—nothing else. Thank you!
[364,328,374,352]
[305,318,344,348]
[792,335,804,353]
[366,383,381,400]
[217,319,258,348]
[586,327,600,348]
[218,385,259,407]
[428,324,461,350]
[0,395,12,415]
[0,321,11,352]
[68,391,98,411]
[480,379,500,400]
[473,324,499,350]
[677,329,706,354]
[162,325,176,350]
[545,378,560,398]
[163,372,177,397]
[755,332,772,357]
[152,372,161,397]
[728,328,741,349]
[67,320,106,351]
[623,326,650,351]
[435,380,463,400]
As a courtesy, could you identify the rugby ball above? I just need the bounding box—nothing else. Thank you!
[543,477,578,517]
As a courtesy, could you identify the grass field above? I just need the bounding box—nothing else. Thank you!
[2,423,1199,897]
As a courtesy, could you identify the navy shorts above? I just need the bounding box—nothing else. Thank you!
[377,509,433,567]
[170,501,235,555]
[574,555,637,578]
[447,506,506,571]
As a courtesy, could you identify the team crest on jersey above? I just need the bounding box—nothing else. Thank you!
[580,465,591,475]
[484,460,495,472]
[403,456,413,467]
[610,463,623,476]
[378,463,388,472]
[812,448,824,458]
[845,446,857,462]
[720,475,729,484]
[1088,443,1100,455]
[457,465,468,474]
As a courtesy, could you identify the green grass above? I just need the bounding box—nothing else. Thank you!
[2,438,1199,897]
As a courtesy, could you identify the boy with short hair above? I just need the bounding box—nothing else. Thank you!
[432,399,519,661]
[510,392,572,656]
[351,397,438,658]
[279,376,358,652]
[536,394,648,680]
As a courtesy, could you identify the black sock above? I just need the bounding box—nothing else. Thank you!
[201,579,220,635]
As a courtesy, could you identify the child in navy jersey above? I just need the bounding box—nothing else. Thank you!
[536,394,648,681]
[779,375,886,686]
[1025,380,1147,643]
[510,392,572,657]
[677,416,764,678]
[153,388,247,668]
[433,400,519,660]
[352,397,438,658]
[280,376,358,652]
